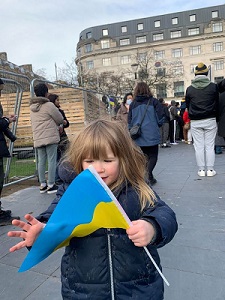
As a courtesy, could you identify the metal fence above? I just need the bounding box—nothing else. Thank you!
[1,71,110,187]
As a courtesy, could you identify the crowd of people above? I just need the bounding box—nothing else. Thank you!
[1,60,225,299]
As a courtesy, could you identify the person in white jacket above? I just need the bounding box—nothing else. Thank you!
[30,83,63,194]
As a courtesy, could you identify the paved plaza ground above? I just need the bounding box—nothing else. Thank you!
[0,142,225,300]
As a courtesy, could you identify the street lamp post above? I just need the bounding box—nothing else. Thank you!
[131,63,139,80]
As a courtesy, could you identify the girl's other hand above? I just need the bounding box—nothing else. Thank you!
[126,220,155,247]
[8,214,44,252]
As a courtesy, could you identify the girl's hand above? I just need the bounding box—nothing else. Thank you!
[7,214,45,252]
[126,220,155,247]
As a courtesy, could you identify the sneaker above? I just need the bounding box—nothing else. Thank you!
[40,185,48,194]
[207,170,216,177]
[0,211,20,226]
[170,142,179,145]
[198,170,206,177]
[187,141,192,145]
[0,201,11,215]
[150,178,157,186]
[47,184,58,194]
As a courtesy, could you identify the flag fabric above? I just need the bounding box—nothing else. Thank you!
[19,166,131,272]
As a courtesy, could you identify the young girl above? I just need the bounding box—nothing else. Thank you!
[8,119,178,300]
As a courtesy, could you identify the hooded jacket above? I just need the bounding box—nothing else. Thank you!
[185,75,219,121]
[30,97,64,148]
[128,96,164,147]
[37,163,178,300]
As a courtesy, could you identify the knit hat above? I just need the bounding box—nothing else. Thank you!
[194,63,208,75]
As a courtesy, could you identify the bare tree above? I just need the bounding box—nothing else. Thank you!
[78,48,183,98]
[56,58,78,86]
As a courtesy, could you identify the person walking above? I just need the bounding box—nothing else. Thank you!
[0,78,20,225]
[168,100,178,145]
[116,92,133,125]
[158,98,170,148]
[185,62,219,177]
[128,82,164,185]
[30,83,64,193]
[47,93,70,185]
[8,119,178,300]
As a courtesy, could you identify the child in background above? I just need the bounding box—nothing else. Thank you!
[183,108,192,144]
[8,119,178,300]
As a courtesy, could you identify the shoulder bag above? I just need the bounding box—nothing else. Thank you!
[129,100,150,140]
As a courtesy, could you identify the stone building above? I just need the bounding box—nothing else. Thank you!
[75,4,225,101]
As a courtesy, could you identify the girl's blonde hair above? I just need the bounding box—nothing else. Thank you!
[64,118,156,209]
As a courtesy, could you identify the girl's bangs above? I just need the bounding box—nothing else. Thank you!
[81,131,117,159]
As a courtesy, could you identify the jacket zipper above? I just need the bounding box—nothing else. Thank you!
[107,229,115,300]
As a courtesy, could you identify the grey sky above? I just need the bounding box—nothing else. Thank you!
[1,0,224,79]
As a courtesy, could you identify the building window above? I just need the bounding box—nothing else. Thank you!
[172,48,183,58]
[154,50,165,60]
[121,55,131,65]
[213,42,223,52]
[120,38,130,46]
[157,68,166,77]
[212,11,219,18]
[174,81,184,97]
[188,28,200,35]
[212,22,223,32]
[101,40,110,49]
[190,64,196,73]
[85,43,92,53]
[137,52,147,62]
[214,60,224,70]
[137,23,143,30]
[190,45,201,55]
[173,66,184,75]
[154,20,160,28]
[102,58,111,66]
[171,30,181,38]
[86,32,92,39]
[102,29,108,36]
[214,76,224,83]
[156,83,167,98]
[121,26,127,33]
[136,36,146,43]
[172,17,178,25]
[86,61,94,70]
[153,33,164,41]
[190,14,196,22]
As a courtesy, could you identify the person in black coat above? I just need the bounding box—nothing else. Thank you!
[0,79,20,225]
[48,93,70,185]
[8,119,178,300]
[217,78,225,139]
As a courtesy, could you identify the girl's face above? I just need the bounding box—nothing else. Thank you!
[82,149,120,186]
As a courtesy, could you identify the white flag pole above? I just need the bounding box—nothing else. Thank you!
[144,246,170,286]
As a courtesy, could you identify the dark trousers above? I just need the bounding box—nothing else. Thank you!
[0,157,4,198]
[140,145,159,180]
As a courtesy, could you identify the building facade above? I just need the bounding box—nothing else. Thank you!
[76,4,225,101]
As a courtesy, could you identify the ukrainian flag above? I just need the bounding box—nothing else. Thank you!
[19,166,131,272]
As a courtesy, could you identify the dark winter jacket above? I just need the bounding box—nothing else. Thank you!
[37,163,178,300]
[128,96,164,147]
[58,108,70,154]
[185,76,219,121]
[218,91,225,138]
[0,117,11,157]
